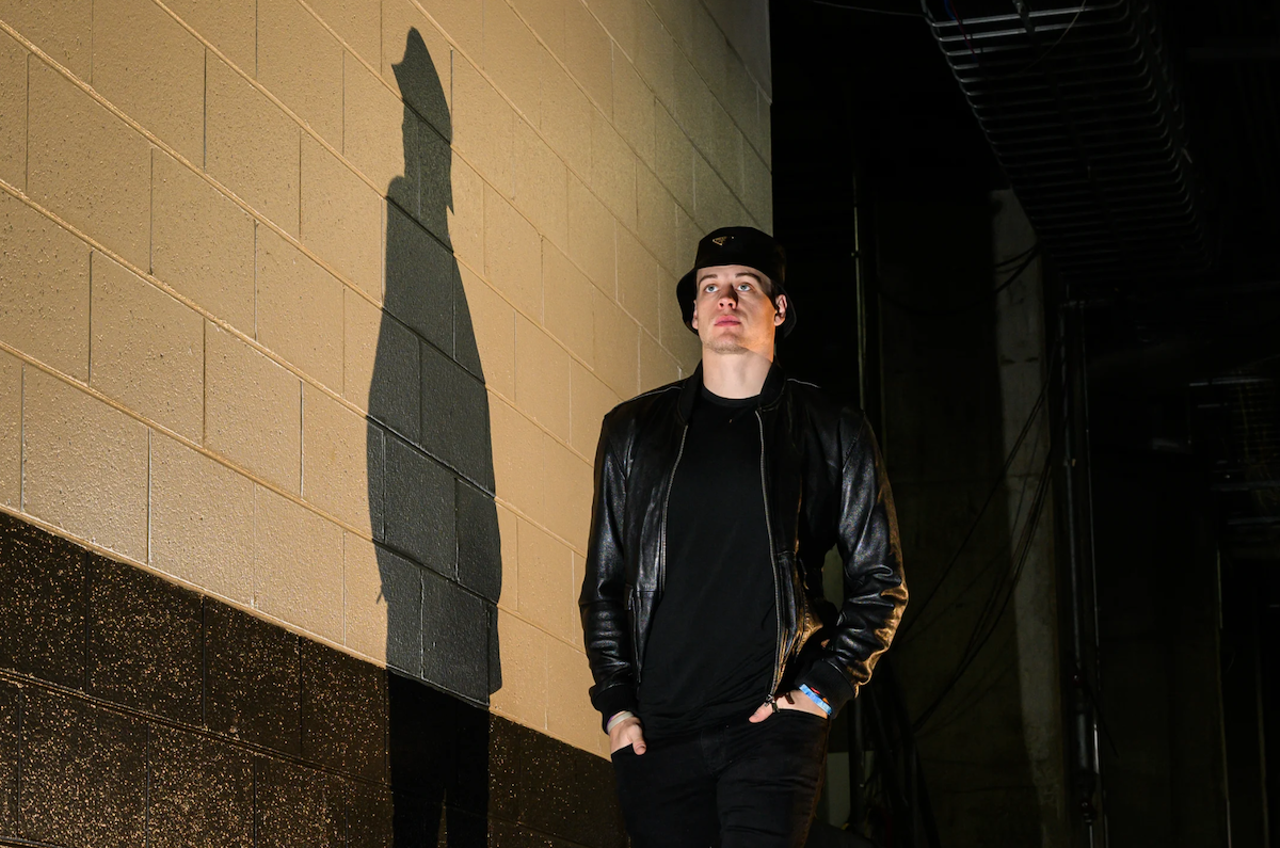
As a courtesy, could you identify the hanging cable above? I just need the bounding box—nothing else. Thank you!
[808,0,926,16]
[873,243,1042,318]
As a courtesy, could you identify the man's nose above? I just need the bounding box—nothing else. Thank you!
[717,289,739,307]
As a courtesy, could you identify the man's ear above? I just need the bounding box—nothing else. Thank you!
[773,294,788,326]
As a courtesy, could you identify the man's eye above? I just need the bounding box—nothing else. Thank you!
[737,283,752,291]
[703,284,718,293]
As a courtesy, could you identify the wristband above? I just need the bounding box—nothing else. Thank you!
[798,684,832,717]
[606,710,636,733]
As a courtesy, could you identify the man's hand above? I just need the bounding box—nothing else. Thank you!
[608,714,647,754]
[748,689,829,723]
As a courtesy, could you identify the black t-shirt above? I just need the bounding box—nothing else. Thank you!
[637,386,777,738]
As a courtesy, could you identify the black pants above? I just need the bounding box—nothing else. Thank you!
[610,710,830,848]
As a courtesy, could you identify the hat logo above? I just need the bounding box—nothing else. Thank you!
[712,236,731,246]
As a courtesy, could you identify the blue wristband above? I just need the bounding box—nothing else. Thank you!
[798,684,832,716]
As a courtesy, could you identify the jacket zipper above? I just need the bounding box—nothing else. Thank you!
[659,423,690,595]
[638,422,689,687]
[757,409,784,696]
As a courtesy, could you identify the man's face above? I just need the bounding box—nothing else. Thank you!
[690,264,787,355]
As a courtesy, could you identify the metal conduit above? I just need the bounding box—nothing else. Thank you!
[921,0,1214,288]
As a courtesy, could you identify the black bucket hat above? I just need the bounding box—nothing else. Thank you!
[676,226,796,338]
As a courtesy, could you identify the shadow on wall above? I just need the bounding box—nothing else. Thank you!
[369,28,502,843]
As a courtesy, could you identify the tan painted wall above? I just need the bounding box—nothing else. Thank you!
[0,0,771,758]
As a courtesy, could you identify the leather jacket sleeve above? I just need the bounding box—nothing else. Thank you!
[578,413,638,725]
[795,414,907,715]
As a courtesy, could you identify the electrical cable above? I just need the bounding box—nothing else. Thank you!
[1010,1,1088,77]
[897,336,1063,644]
[807,0,926,16]
[873,244,1042,318]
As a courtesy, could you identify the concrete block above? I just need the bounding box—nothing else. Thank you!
[344,57,408,199]
[513,120,568,250]
[634,1,674,111]
[489,395,544,522]
[0,351,20,508]
[742,143,772,231]
[639,329,679,393]
[456,478,502,604]
[384,202,455,354]
[151,151,256,332]
[515,316,571,442]
[253,484,344,642]
[616,226,659,336]
[591,286,638,398]
[0,0,91,80]
[654,103,693,211]
[149,433,255,604]
[693,153,736,232]
[456,263,515,398]
[257,0,343,144]
[0,191,90,380]
[496,501,518,610]
[302,383,383,536]
[675,201,702,276]
[449,152,485,270]
[590,110,636,229]
[657,265,699,368]
[490,608,547,728]
[546,639,600,754]
[613,54,655,168]
[383,434,454,573]
[538,49,593,178]
[569,360,619,458]
[255,227,345,391]
[541,435,591,551]
[452,58,514,197]
[91,0,204,162]
[724,53,760,150]
[21,368,148,562]
[420,339,494,490]
[89,254,203,440]
[690,2,727,102]
[484,0,543,125]
[542,240,594,367]
[590,0,636,59]
[420,569,492,703]
[27,62,150,267]
[307,0,380,66]
[205,57,301,236]
[636,163,678,273]
[164,0,256,72]
[708,101,743,197]
[483,185,542,319]
[759,90,771,167]
[381,0,452,137]
[567,175,615,293]
[511,0,564,55]
[343,533,422,671]
[417,0,483,59]
[417,117,453,243]
[300,137,382,300]
[650,0,692,55]
[350,294,422,443]
[0,33,27,190]
[564,0,612,114]
[672,53,714,162]
[516,517,575,642]
[205,323,302,494]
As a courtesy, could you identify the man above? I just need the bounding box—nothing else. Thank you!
[580,226,907,848]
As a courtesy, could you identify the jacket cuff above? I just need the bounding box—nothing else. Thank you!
[796,659,857,718]
[593,685,638,733]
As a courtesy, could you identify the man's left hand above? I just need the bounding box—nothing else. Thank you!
[748,689,828,723]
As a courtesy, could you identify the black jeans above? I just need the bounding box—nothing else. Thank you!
[610,710,830,848]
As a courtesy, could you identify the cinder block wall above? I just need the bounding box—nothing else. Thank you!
[0,0,772,759]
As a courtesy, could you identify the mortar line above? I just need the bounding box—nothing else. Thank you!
[87,253,93,384]
[202,49,207,170]
[24,53,29,190]
[149,150,154,274]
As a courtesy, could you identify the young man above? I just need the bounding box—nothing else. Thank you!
[580,226,907,848]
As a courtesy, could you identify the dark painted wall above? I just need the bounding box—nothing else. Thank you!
[0,511,625,847]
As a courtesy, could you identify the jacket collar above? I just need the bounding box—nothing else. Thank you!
[677,360,787,422]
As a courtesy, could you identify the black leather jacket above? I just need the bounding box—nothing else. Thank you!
[579,362,907,724]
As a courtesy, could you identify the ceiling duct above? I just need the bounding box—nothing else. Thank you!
[922,0,1214,288]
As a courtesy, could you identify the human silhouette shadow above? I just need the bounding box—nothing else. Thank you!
[368,28,501,844]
